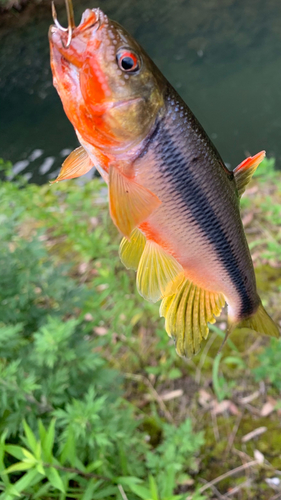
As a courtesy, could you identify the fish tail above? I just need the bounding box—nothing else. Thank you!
[231,302,279,338]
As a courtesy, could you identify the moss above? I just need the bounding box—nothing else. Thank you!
[256,265,281,293]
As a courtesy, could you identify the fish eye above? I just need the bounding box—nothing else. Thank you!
[116,49,140,73]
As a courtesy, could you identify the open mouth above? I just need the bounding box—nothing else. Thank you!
[50,0,102,49]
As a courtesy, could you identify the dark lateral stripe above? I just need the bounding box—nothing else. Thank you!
[154,125,254,317]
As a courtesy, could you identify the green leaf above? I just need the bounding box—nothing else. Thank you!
[223,356,245,368]
[168,368,182,380]
[149,475,159,500]
[33,482,51,498]
[38,420,47,444]
[4,445,25,461]
[0,431,7,473]
[0,483,21,498]
[13,469,42,493]
[22,448,36,461]
[212,352,223,401]
[60,432,76,467]
[45,467,65,493]
[93,486,119,499]
[161,468,175,497]
[34,441,42,461]
[36,463,45,475]
[44,418,56,458]
[23,420,37,453]
[4,461,35,474]
[127,482,152,499]
[116,476,143,487]
[81,479,103,500]
[85,460,103,472]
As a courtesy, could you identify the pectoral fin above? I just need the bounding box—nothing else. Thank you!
[160,275,225,358]
[109,166,161,238]
[136,240,183,303]
[234,151,265,197]
[51,146,93,183]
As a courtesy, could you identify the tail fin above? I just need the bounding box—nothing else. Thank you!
[233,303,279,338]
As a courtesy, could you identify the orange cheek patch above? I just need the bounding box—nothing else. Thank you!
[80,57,111,110]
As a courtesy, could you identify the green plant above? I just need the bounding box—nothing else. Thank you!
[1,417,204,500]
[212,350,245,402]
[253,338,281,391]
[0,169,204,499]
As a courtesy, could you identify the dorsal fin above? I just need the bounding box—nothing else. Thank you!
[51,146,93,183]
[119,228,146,271]
[136,240,183,303]
[234,151,265,198]
[109,166,161,238]
[160,274,225,358]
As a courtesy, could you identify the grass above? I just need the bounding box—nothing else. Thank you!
[0,157,281,499]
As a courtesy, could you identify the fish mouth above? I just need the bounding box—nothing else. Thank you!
[49,4,103,53]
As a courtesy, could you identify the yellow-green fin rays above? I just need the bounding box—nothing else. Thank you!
[119,229,226,358]
[160,275,225,358]
[136,240,183,303]
[119,228,146,271]
[119,229,183,301]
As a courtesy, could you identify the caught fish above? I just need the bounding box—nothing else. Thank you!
[49,0,279,357]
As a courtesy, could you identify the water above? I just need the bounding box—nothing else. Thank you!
[1,0,281,183]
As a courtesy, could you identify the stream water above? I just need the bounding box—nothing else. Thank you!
[1,0,281,184]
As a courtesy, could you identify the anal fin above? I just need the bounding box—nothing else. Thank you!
[160,276,225,358]
[51,146,93,183]
[109,166,161,238]
[234,151,265,197]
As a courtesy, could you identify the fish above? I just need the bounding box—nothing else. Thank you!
[49,0,279,357]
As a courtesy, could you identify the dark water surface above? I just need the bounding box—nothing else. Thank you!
[1,0,281,183]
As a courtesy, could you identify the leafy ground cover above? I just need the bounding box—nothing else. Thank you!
[0,158,280,499]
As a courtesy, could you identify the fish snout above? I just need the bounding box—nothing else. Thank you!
[78,8,104,32]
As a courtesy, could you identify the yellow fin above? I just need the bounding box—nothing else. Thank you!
[51,146,93,183]
[234,151,265,197]
[160,276,225,358]
[109,166,161,238]
[136,241,183,303]
[233,303,279,338]
[119,228,146,271]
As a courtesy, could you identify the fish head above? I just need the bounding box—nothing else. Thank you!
[49,6,165,152]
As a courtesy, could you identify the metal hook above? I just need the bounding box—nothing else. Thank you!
[65,0,75,47]
[51,0,76,48]
[51,1,68,32]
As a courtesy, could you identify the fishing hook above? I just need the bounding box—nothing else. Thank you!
[51,0,76,48]
[51,1,68,32]
[65,0,75,47]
